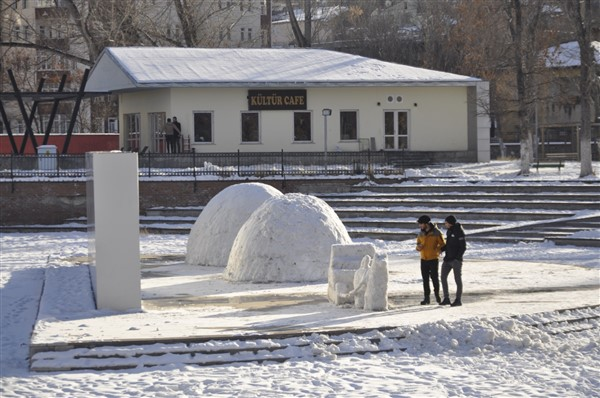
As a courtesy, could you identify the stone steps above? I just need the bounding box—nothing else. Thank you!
[30,327,405,372]
[2,183,598,246]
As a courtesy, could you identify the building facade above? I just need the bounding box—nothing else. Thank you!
[85,47,490,161]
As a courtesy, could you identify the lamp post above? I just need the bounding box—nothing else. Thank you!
[322,108,331,173]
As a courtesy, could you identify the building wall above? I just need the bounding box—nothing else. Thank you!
[0,134,119,155]
[0,179,358,226]
[118,85,470,153]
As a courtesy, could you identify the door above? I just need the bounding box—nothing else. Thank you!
[384,111,409,150]
[149,112,166,152]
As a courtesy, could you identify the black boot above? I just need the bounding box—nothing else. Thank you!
[420,297,430,305]
[451,299,462,307]
[435,293,441,304]
[439,297,451,305]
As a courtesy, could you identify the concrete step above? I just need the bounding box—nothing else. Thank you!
[145,206,204,217]
[350,182,600,194]
[30,327,405,372]
[341,219,500,230]
[333,209,572,222]
[323,198,597,211]
[321,192,600,202]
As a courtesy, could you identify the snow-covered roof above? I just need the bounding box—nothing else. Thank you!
[85,47,480,92]
[545,41,600,68]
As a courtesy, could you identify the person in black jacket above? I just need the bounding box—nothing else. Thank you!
[440,215,466,307]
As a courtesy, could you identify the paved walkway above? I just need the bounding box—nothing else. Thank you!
[31,255,599,350]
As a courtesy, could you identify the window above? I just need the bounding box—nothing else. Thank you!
[241,28,245,41]
[384,111,408,149]
[241,112,259,142]
[194,112,213,143]
[12,26,20,41]
[124,113,140,134]
[293,112,311,142]
[108,118,118,134]
[40,114,68,134]
[248,28,252,41]
[340,111,358,140]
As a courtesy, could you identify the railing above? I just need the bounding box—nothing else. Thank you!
[0,150,404,180]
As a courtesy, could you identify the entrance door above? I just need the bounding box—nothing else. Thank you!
[149,112,166,152]
[384,111,409,150]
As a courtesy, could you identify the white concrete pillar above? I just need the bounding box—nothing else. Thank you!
[86,152,141,311]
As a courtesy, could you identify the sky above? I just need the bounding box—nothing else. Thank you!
[1,160,599,397]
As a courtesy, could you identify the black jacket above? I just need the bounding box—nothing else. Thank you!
[442,222,466,262]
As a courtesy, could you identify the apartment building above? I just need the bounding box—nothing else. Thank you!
[1,0,270,153]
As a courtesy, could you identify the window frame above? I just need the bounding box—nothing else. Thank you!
[193,111,214,144]
[293,111,312,142]
[339,110,359,141]
[241,111,260,144]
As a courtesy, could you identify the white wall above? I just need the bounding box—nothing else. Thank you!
[118,85,471,153]
[86,152,140,311]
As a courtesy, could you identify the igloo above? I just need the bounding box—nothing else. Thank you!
[224,193,352,283]
[185,182,282,266]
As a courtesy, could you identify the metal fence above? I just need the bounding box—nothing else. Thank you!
[0,150,404,180]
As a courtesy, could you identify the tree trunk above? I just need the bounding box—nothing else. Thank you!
[304,0,312,47]
[286,0,308,47]
[567,0,594,177]
[506,0,532,174]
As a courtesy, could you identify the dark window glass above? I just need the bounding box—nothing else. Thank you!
[340,111,358,140]
[194,112,212,143]
[293,112,311,142]
[241,112,259,142]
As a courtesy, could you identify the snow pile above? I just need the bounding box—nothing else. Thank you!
[186,183,282,267]
[225,193,352,282]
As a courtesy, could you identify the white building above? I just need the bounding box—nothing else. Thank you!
[85,47,490,161]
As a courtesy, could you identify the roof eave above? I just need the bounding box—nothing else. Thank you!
[119,80,482,90]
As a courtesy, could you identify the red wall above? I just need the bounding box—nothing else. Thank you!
[0,134,119,154]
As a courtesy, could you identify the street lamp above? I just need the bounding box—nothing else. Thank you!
[322,108,332,172]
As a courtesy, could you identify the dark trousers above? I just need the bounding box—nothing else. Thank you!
[420,259,440,298]
[166,135,175,153]
[174,135,181,153]
[441,259,463,300]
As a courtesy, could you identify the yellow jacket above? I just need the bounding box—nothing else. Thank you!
[416,225,445,261]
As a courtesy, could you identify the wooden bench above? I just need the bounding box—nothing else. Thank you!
[532,153,577,172]
[532,159,564,172]
[546,152,578,161]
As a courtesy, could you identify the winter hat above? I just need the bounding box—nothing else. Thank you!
[445,215,457,225]
[417,215,431,224]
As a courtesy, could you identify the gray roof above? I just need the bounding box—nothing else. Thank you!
[85,47,481,92]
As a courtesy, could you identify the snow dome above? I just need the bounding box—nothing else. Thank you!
[225,193,352,283]
[186,182,282,267]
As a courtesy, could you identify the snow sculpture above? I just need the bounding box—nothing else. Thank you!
[327,243,376,305]
[327,243,388,311]
[352,255,371,309]
[225,193,352,282]
[186,183,282,267]
[363,253,389,311]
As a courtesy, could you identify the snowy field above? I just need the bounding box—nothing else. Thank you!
[1,161,599,397]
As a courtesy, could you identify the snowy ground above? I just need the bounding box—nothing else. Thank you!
[1,161,599,397]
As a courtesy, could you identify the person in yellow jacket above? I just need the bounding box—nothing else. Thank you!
[416,215,446,305]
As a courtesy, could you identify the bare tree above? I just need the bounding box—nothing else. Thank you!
[566,0,596,177]
[503,0,547,175]
[285,0,309,47]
